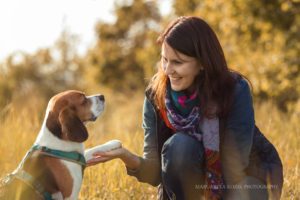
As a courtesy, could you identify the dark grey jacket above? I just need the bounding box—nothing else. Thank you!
[127,77,283,199]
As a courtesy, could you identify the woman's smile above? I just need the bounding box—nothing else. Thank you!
[169,76,182,82]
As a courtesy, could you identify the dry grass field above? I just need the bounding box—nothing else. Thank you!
[0,89,299,199]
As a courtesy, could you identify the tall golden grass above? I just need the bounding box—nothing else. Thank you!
[0,90,299,199]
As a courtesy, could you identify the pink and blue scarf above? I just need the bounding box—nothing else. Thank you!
[160,87,223,200]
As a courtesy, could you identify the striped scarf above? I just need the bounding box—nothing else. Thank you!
[160,88,223,200]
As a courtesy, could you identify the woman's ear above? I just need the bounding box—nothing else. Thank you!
[58,107,88,143]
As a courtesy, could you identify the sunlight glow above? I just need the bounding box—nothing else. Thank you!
[0,0,115,61]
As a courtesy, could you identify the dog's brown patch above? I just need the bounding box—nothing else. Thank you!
[44,156,74,198]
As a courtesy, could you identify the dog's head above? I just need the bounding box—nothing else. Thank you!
[45,90,105,143]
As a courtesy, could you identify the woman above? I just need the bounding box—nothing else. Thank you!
[87,16,283,200]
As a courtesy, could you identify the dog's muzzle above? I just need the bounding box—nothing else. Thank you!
[88,94,105,122]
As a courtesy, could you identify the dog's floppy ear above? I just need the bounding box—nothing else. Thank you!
[46,111,62,139]
[58,107,88,142]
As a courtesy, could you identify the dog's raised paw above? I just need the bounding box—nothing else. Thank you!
[84,140,122,160]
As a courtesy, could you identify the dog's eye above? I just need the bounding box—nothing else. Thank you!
[81,97,88,105]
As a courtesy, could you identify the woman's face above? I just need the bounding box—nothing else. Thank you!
[161,42,201,93]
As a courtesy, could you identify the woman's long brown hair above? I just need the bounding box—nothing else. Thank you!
[148,16,247,119]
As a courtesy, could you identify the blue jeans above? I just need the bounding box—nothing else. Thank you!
[161,132,205,199]
[161,132,268,200]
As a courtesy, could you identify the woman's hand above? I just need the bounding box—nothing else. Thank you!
[86,147,141,170]
[86,147,126,167]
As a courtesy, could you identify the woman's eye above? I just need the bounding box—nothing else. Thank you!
[173,60,182,65]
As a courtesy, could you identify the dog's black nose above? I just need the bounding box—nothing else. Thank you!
[99,95,105,101]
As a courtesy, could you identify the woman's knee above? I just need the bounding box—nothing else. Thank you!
[161,132,204,173]
[161,133,205,200]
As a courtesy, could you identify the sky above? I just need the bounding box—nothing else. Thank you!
[0,0,171,62]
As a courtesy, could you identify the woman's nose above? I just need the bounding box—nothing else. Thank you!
[164,63,174,75]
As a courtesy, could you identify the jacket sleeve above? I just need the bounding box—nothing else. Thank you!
[221,78,254,186]
[126,96,161,186]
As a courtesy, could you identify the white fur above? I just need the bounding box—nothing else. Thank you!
[34,93,105,199]
[61,161,83,200]
[85,140,122,160]
[51,192,63,200]
[88,95,105,118]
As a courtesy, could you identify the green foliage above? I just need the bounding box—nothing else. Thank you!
[85,0,161,90]
[0,70,13,110]
[0,30,84,111]
[173,0,199,16]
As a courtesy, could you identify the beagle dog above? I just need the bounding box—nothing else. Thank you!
[0,90,105,200]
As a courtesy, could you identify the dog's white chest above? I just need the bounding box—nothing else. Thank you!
[61,160,83,200]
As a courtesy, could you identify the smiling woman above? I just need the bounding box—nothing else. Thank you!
[86,16,283,200]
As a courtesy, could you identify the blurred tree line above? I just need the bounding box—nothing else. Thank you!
[0,29,85,113]
[0,0,299,114]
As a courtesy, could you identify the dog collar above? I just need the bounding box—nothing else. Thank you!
[31,145,86,166]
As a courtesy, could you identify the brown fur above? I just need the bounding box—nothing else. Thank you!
[59,107,88,142]
[46,90,93,142]
[44,156,74,198]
